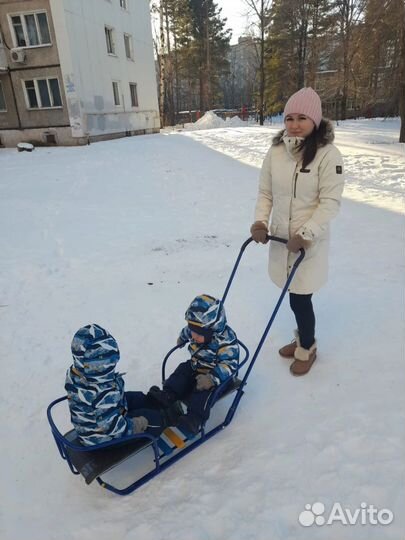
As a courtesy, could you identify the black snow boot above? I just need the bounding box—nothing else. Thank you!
[161,400,185,428]
[147,385,177,408]
[176,413,202,435]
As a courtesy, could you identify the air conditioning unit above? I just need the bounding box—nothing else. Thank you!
[11,48,26,64]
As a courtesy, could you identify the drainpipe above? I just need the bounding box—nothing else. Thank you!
[8,69,22,130]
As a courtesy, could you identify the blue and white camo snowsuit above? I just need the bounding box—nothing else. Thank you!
[164,294,239,423]
[65,324,163,446]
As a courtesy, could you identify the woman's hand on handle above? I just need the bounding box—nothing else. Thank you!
[286,234,311,253]
[250,221,269,244]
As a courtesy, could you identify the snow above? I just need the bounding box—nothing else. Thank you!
[225,115,247,127]
[183,110,226,131]
[1,118,404,540]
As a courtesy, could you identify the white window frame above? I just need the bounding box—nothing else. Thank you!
[129,83,139,108]
[120,0,129,10]
[8,11,51,49]
[0,81,7,112]
[112,81,121,106]
[105,25,116,55]
[22,77,63,110]
[124,33,134,60]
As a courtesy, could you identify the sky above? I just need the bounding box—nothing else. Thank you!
[216,0,251,44]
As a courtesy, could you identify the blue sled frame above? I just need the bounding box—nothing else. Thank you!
[46,236,305,495]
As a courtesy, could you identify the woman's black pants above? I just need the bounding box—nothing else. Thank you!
[289,293,315,349]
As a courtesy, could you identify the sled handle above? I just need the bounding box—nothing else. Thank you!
[161,338,249,385]
[221,236,305,303]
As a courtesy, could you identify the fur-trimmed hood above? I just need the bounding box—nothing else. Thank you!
[272,118,335,146]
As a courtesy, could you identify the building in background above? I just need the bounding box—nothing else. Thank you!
[222,36,257,111]
[0,0,160,147]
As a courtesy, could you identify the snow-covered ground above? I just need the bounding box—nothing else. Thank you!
[1,118,404,540]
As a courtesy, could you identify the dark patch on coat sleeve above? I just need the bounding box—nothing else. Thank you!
[336,165,343,174]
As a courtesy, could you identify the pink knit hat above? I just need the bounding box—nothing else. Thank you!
[283,87,322,128]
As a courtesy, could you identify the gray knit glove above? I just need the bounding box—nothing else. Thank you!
[250,221,269,243]
[196,374,215,391]
[132,416,148,433]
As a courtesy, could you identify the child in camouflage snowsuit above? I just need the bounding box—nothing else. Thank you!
[148,294,240,434]
[65,324,180,446]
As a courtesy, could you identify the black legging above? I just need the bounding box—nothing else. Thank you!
[289,293,315,349]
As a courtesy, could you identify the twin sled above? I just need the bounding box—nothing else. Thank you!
[47,236,305,495]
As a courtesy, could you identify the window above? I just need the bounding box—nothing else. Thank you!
[105,26,115,55]
[10,12,51,47]
[23,78,62,109]
[124,33,133,60]
[129,83,138,107]
[112,81,120,106]
[120,0,128,9]
[0,81,6,111]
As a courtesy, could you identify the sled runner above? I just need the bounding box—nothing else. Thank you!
[47,236,305,495]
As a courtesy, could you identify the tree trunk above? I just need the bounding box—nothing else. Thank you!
[297,2,308,89]
[306,0,320,88]
[164,2,175,126]
[259,0,265,125]
[206,1,211,111]
[341,2,350,121]
[399,0,405,142]
[159,1,166,127]
[173,32,180,125]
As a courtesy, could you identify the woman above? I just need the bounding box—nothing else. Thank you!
[250,87,345,376]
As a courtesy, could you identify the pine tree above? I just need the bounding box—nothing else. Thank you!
[152,0,230,121]
[264,0,335,115]
[187,0,231,111]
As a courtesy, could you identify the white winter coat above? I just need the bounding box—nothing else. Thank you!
[254,122,344,294]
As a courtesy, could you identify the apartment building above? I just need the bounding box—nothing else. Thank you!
[0,0,160,147]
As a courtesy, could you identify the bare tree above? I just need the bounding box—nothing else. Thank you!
[150,1,166,126]
[159,1,166,126]
[243,0,272,125]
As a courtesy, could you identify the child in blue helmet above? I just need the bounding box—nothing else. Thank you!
[148,294,240,434]
[65,324,181,446]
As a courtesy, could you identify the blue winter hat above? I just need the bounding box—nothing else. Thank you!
[185,294,226,333]
[71,324,120,376]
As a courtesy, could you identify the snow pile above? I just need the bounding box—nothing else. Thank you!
[184,110,226,131]
[225,115,247,127]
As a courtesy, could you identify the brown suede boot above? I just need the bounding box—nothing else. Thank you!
[279,330,299,358]
[290,341,317,376]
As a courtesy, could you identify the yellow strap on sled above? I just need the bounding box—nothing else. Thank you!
[163,428,186,449]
